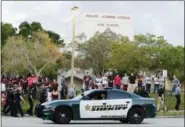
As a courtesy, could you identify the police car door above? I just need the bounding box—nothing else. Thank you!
[106,91,132,118]
[80,90,109,118]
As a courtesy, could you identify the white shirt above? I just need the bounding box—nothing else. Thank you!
[96,78,102,86]
[1,83,6,91]
[154,78,160,85]
[122,76,129,84]
[96,78,102,83]
[47,92,52,101]
[102,76,108,85]
[145,77,152,84]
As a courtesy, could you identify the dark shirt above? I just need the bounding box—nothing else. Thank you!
[83,75,91,85]
[138,79,143,86]
[44,81,50,87]
[61,85,68,97]
[7,90,14,102]
[51,82,58,88]
[129,76,136,84]
[52,92,58,100]
[15,91,21,102]
[158,87,164,97]
[107,75,114,85]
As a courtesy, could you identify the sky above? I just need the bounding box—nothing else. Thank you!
[2,1,184,46]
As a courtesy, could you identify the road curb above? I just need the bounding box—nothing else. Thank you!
[156,115,184,118]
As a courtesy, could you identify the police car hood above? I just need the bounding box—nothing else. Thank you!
[41,99,76,106]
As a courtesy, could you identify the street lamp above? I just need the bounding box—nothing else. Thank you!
[70,6,79,87]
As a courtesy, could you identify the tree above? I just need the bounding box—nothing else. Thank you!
[18,21,65,46]
[31,21,43,31]
[76,32,115,74]
[46,30,65,46]
[2,31,62,77]
[19,21,32,38]
[107,33,177,75]
[1,22,16,47]
[159,46,184,81]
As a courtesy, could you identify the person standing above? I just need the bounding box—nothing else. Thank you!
[47,87,52,101]
[145,75,152,93]
[51,79,59,90]
[154,76,160,94]
[89,79,95,89]
[39,87,48,104]
[3,87,14,116]
[95,74,103,89]
[27,86,34,116]
[59,76,65,99]
[171,75,180,96]
[44,77,51,88]
[114,74,121,89]
[128,73,136,92]
[137,76,143,90]
[21,76,27,95]
[121,74,129,91]
[107,72,114,88]
[83,72,91,91]
[61,84,68,99]
[175,84,181,110]
[102,74,108,88]
[15,89,25,117]
[68,85,76,99]
[51,87,59,100]
[157,85,167,111]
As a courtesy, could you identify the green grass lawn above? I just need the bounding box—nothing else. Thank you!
[22,96,39,113]
[157,110,184,116]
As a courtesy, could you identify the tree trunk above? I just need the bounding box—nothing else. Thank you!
[35,71,40,83]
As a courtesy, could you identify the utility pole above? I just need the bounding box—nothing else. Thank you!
[70,6,78,87]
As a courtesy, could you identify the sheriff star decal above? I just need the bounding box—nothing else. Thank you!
[85,104,91,111]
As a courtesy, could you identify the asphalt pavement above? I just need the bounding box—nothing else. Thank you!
[1,116,184,127]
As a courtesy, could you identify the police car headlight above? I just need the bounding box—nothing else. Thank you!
[44,105,55,111]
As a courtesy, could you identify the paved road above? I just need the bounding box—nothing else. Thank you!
[2,116,184,127]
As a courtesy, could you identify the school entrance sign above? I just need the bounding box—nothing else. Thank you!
[64,12,134,45]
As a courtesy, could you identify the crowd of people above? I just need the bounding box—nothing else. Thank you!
[82,71,163,94]
[82,71,182,111]
[1,71,182,117]
[1,74,69,117]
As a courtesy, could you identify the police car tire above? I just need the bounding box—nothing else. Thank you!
[54,107,72,124]
[128,107,145,124]
[120,119,128,123]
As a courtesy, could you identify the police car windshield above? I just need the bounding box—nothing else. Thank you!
[72,90,94,100]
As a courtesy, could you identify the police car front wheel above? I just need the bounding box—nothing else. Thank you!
[53,107,72,124]
[128,107,145,124]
